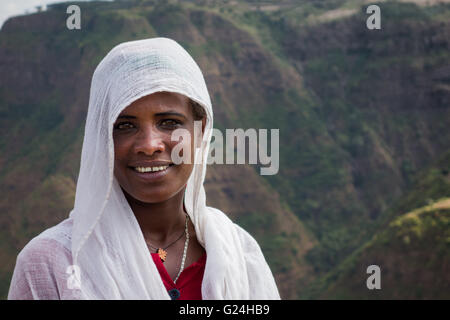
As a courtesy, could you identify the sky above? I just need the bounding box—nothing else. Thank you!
[0,0,112,29]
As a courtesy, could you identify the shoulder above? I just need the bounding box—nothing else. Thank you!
[8,218,74,300]
[225,219,281,299]
[232,223,263,260]
[205,206,262,253]
[233,223,262,253]
[232,223,281,299]
[17,217,73,263]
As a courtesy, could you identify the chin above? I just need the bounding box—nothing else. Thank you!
[133,190,170,204]
[132,186,184,204]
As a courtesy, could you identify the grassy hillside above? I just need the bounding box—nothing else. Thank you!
[0,0,449,299]
[317,198,450,299]
[303,151,450,299]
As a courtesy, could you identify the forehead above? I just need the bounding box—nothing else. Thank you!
[119,92,189,116]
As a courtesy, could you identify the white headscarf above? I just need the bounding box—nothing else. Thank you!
[69,37,280,299]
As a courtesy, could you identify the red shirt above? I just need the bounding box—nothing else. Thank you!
[151,252,206,300]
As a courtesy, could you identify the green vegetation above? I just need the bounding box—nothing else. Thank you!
[301,151,450,299]
[1,0,449,299]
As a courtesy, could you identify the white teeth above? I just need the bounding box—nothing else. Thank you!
[134,166,168,173]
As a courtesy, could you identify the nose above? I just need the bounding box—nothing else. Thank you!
[133,125,165,156]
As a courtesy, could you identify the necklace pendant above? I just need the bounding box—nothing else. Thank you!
[157,248,167,262]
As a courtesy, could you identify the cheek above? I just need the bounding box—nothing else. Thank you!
[167,134,197,161]
[168,140,195,175]
[113,140,128,163]
[113,138,134,176]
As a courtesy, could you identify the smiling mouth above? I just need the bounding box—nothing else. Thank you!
[128,163,175,173]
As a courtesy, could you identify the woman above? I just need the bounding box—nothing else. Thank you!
[8,37,280,300]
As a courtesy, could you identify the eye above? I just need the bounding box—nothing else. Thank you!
[114,122,134,130]
[160,119,182,128]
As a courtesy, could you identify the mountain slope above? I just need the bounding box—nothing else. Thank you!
[306,151,450,299]
[0,0,449,299]
[0,0,318,299]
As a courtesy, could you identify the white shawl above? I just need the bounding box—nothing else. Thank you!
[69,37,280,299]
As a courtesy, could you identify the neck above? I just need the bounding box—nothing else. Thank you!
[123,188,187,246]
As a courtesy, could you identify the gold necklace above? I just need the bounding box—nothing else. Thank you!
[145,214,188,263]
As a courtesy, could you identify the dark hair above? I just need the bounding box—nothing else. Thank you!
[189,99,206,121]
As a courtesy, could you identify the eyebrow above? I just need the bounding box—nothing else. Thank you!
[117,111,187,120]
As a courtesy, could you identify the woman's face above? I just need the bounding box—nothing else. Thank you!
[113,92,201,204]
